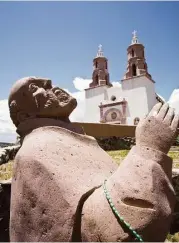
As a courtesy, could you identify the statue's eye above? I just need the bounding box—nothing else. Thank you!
[29,84,38,93]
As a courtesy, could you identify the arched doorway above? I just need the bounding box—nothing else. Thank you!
[131,49,134,57]
[132,64,137,76]
[95,75,99,85]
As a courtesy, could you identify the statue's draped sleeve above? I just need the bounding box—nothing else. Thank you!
[82,145,175,242]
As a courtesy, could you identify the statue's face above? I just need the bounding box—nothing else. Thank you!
[27,78,77,118]
[8,77,77,126]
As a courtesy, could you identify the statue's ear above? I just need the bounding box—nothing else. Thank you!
[9,100,17,111]
[9,100,28,123]
[9,100,19,126]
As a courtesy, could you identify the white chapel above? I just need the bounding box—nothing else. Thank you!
[84,31,164,125]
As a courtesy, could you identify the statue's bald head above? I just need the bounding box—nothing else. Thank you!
[8,77,77,127]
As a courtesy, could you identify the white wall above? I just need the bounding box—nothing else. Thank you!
[106,86,123,100]
[84,75,157,124]
[84,86,110,122]
[141,76,158,111]
[122,75,157,120]
[123,87,149,124]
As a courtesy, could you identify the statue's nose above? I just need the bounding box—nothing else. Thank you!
[32,87,46,97]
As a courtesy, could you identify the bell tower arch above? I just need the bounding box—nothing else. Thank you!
[123,31,152,80]
[89,45,112,88]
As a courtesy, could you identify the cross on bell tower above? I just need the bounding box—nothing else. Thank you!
[123,31,152,80]
[89,45,112,88]
[97,44,104,57]
[131,30,139,44]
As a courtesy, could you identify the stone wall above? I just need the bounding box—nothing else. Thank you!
[72,122,136,137]
[0,145,20,165]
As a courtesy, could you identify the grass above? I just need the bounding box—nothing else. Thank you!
[167,233,179,242]
[169,151,179,160]
[0,160,13,180]
[107,150,129,165]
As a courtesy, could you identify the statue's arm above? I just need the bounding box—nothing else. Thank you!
[82,103,178,242]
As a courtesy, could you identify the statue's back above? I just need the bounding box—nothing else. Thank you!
[10,126,117,242]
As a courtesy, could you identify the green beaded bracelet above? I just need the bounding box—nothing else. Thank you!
[103,179,143,242]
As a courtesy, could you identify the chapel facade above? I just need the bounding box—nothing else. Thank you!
[84,31,163,125]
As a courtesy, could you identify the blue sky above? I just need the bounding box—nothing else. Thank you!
[0,1,179,101]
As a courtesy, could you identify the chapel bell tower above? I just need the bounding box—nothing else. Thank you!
[89,45,112,88]
[123,31,152,80]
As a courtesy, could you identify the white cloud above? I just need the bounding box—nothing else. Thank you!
[70,90,85,122]
[63,86,86,122]
[0,100,17,143]
[0,77,121,143]
[73,77,121,91]
[168,89,179,114]
[73,77,91,91]
[111,81,122,88]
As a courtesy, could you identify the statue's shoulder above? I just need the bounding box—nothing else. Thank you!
[14,146,39,163]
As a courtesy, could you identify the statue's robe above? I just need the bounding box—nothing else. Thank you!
[10,119,175,242]
[10,119,117,242]
[82,145,175,242]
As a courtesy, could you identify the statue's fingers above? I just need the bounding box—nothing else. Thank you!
[163,107,175,125]
[148,102,162,117]
[171,113,179,131]
[156,103,169,120]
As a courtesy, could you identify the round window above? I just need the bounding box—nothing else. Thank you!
[111,95,116,101]
[111,112,117,120]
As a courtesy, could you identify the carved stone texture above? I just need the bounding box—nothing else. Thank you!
[82,103,178,242]
[10,123,117,242]
[8,77,179,242]
[170,169,179,234]
[1,170,179,241]
[8,77,77,127]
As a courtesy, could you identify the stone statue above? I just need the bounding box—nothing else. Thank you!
[9,77,178,242]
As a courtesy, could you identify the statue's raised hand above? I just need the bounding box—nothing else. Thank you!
[136,103,179,154]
